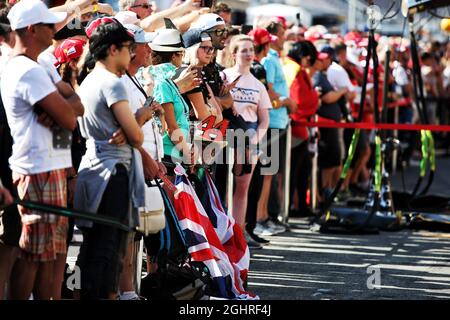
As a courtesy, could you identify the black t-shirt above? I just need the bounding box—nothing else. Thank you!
[250,60,269,90]
[203,59,225,97]
[312,72,342,122]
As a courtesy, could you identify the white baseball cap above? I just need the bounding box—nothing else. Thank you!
[115,11,140,26]
[190,13,225,32]
[124,24,155,44]
[7,0,67,31]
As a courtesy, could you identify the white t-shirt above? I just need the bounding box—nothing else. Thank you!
[393,61,409,86]
[222,69,272,123]
[121,74,164,161]
[421,65,438,97]
[38,47,62,85]
[0,44,12,78]
[444,65,450,91]
[0,55,72,174]
[327,61,354,91]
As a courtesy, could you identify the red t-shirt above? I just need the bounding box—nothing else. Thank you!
[289,68,319,140]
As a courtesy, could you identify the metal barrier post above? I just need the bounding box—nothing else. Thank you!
[311,155,318,210]
[226,147,234,213]
[135,238,144,295]
[392,106,399,174]
[311,115,318,210]
[282,122,292,223]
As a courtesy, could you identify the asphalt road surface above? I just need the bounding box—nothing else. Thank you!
[247,218,450,300]
[247,154,450,300]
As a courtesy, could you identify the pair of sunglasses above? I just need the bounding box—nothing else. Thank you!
[199,46,215,54]
[131,3,152,10]
[208,28,229,37]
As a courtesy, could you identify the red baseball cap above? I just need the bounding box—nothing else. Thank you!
[317,52,331,61]
[305,31,323,42]
[274,16,288,29]
[54,38,86,67]
[248,28,276,46]
[344,31,363,44]
[85,16,124,38]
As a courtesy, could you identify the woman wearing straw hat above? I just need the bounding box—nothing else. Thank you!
[149,28,200,167]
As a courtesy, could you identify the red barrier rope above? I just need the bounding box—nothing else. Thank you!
[293,120,450,132]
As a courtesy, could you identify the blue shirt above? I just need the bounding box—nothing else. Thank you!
[261,49,289,129]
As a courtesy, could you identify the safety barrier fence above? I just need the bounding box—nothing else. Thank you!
[293,120,450,132]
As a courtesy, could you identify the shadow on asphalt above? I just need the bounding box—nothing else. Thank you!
[248,218,450,300]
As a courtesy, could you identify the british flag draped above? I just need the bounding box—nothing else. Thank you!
[172,167,257,299]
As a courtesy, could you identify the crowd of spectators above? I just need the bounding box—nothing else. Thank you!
[0,0,449,300]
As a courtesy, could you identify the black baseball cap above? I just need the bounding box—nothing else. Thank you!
[54,19,86,40]
[182,28,211,48]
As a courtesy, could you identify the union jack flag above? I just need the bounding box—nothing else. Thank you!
[173,168,257,300]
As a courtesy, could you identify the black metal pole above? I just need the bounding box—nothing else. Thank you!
[311,25,375,227]
[4,199,132,232]
[382,48,391,137]
[409,16,435,197]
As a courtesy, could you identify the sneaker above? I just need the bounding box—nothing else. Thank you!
[253,222,275,236]
[247,230,270,245]
[263,219,285,234]
[272,218,291,231]
[244,231,263,249]
[119,291,140,300]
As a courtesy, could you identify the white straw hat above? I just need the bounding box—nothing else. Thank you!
[149,29,185,52]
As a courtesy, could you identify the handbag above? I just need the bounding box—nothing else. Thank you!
[137,181,166,236]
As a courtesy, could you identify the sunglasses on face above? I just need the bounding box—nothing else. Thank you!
[208,29,228,37]
[199,46,215,54]
[131,3,152,10]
